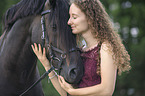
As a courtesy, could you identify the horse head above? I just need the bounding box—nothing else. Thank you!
[34,0,84,84]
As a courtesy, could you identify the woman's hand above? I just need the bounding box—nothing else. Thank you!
[31,43,50,71]
[58,76,74,94]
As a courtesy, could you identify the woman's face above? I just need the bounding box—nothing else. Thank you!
[68,3,90,34]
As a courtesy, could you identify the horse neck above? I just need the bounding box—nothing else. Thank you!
[0,16,39,78]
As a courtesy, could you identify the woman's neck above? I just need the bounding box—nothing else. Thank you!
[81,31,99,49]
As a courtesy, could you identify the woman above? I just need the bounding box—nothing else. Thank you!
[32,0,131,95]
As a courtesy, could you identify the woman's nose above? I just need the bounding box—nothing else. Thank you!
[67,18,72,25]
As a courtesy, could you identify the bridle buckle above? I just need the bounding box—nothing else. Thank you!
[61,53,66,59]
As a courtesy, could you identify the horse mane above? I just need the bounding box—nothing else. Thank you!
[48,0,77,52]
[3,0,46,31]
[3,0,76,52]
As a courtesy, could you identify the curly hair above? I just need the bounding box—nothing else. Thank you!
[70,0,131,75]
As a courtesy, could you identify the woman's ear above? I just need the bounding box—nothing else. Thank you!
[45,0,51,10]
[87,20,91,25]
[87,20,92,29]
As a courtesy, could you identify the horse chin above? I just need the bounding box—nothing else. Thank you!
[67,68,83,84]
[61,60,84,84]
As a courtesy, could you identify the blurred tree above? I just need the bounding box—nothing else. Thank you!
[0,0,7,34]
[101,0,145,96]
[0,0,20,35]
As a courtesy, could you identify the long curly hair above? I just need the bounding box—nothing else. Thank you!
[70,0,131,75]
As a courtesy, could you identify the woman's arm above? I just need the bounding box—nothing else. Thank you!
[59,43,117,96]
[31,43,67,96]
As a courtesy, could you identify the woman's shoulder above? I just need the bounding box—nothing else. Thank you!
[100,41,117,68]
[100,41,113,55]
[101,41,112,50]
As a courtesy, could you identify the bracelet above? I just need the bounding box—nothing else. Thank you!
[48,70,58,83]
[49,74,56,79]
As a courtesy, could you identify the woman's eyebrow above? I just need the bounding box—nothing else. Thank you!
[72,13,79,16]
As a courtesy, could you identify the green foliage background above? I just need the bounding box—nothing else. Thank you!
[0,0,145,96]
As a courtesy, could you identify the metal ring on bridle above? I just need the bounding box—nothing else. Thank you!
[61,53,66,59]
[53,57,61,61]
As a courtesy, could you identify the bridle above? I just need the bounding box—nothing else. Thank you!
[41,9,80,74]
[19,9,80,96]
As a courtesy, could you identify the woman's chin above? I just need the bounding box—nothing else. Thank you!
[72,30,79,34]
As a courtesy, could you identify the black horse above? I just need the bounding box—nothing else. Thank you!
[0,0,83,95]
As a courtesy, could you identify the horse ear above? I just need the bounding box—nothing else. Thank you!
[49,0,56,8]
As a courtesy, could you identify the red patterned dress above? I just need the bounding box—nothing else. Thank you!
[77,42,102,88]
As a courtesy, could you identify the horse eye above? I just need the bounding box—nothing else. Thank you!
[49,24,57,32]
[51,25,56,30]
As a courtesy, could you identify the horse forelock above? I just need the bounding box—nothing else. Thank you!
[48,0,76,53]
[3,0,47,31]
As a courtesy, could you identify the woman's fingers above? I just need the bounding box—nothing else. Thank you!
[58,76,61,84]
[58,75,73,92]
[31,43,47,58]
[34,43,38,51]
[43,48,46,56]
[31,43,44,56]
[31,43,43,52]
[60,76,65,83]
[31,44,35,51]
[58,75,67,87]
[31,43,50,71]
[38,44,42,53]
[58,76,64,87]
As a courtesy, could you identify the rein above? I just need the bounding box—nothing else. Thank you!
[19,66,55,96]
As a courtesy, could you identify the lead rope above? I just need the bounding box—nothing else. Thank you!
[19,66,55,96]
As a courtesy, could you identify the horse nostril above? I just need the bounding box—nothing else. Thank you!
[69,68,77,79]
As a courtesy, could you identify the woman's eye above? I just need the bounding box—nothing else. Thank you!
[73,17,77,19]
